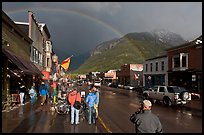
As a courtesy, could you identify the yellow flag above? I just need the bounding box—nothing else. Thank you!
[61,56,71,71]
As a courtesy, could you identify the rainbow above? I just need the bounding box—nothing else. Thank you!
[5,5,144,58]
[6,6,124,38]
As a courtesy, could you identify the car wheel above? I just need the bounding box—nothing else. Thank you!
[180,92,189,100]
[163,98,172,106]
[143,93,148,100]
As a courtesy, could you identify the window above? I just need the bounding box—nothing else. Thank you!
[39,53,42,66]
[32,48,35,62]
[150,63,152,72]
[173,56,180,68]
[156,62,158,71]
[35,50,38,64]
[47,58,50,67]
[146,64,148,72]
[159,87,165,92]
[161,61,164,71]
[172,53,188,71]
[182,55,186,67]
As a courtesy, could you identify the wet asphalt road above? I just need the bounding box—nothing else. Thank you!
[2,96,103,133]
[2,85,202,133]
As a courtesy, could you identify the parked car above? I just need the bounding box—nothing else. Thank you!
[94,80,101,87]
[109,82,118,88]
[118,84,124,89]
[143,85,191,106]
[124,85,135,90]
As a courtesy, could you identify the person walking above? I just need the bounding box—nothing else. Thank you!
[131,100,162,133]
[86,86,97,124]
[19,85,26,105]
[68,88,81,125]
[39,81,48,106]
[29,86,37,106]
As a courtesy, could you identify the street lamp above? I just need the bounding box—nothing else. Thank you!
[52,54,58,104]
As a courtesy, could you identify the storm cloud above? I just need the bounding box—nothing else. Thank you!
[2,2,202,70]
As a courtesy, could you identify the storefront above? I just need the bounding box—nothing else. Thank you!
[2,48,42,103]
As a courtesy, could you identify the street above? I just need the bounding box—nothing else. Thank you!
[2,85,202,133]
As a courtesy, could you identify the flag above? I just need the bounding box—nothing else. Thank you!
[61,56,72,71]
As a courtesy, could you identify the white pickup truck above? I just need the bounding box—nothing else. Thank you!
[143,85,191,106]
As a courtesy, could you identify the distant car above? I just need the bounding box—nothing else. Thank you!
[107,82,112,86]
[118,84,124,89]
[94,81,101,87]
[109,83,118,88]
[124,85,135,90]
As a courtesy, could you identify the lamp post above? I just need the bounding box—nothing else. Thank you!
[52,54,58,104]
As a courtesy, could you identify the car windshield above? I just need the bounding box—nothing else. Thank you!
[167,86,186,93]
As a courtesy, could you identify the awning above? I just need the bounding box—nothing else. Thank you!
[42,71,50,80]
[2,48,42,75]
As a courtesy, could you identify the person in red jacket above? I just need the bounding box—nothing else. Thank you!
[68,88,81,125]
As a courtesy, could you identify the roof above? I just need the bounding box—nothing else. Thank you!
[166,35,202,51]
[2,11,33,44]
[145,54,167,61]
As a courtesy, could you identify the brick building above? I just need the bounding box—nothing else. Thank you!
[167,35,202,94]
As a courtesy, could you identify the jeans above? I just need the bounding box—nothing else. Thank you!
[30,96,35,106]
[88,106,96,124]
[19,92,25,105]
[71,106,79,124]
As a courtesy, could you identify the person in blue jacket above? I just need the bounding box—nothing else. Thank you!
[86,85,98,124]
[39,81,48,106]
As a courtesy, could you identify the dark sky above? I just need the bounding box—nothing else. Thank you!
[2,2,202,71]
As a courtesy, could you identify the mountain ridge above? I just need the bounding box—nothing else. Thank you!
[73,30,186,74]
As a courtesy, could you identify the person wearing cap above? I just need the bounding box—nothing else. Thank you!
[133,100,162,133]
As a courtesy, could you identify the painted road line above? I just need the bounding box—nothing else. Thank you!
[98,116,112,133]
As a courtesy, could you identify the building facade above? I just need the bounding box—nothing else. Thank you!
[2,11,41,103]
[117,64,143,87]
[39,23,52,80]
[104,70,118,84]
[15,11,53,81]
[167,35,202,94]
[143,55,168,88]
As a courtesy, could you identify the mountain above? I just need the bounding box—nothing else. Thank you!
[73,30,186,74]
[151,29,186,46]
